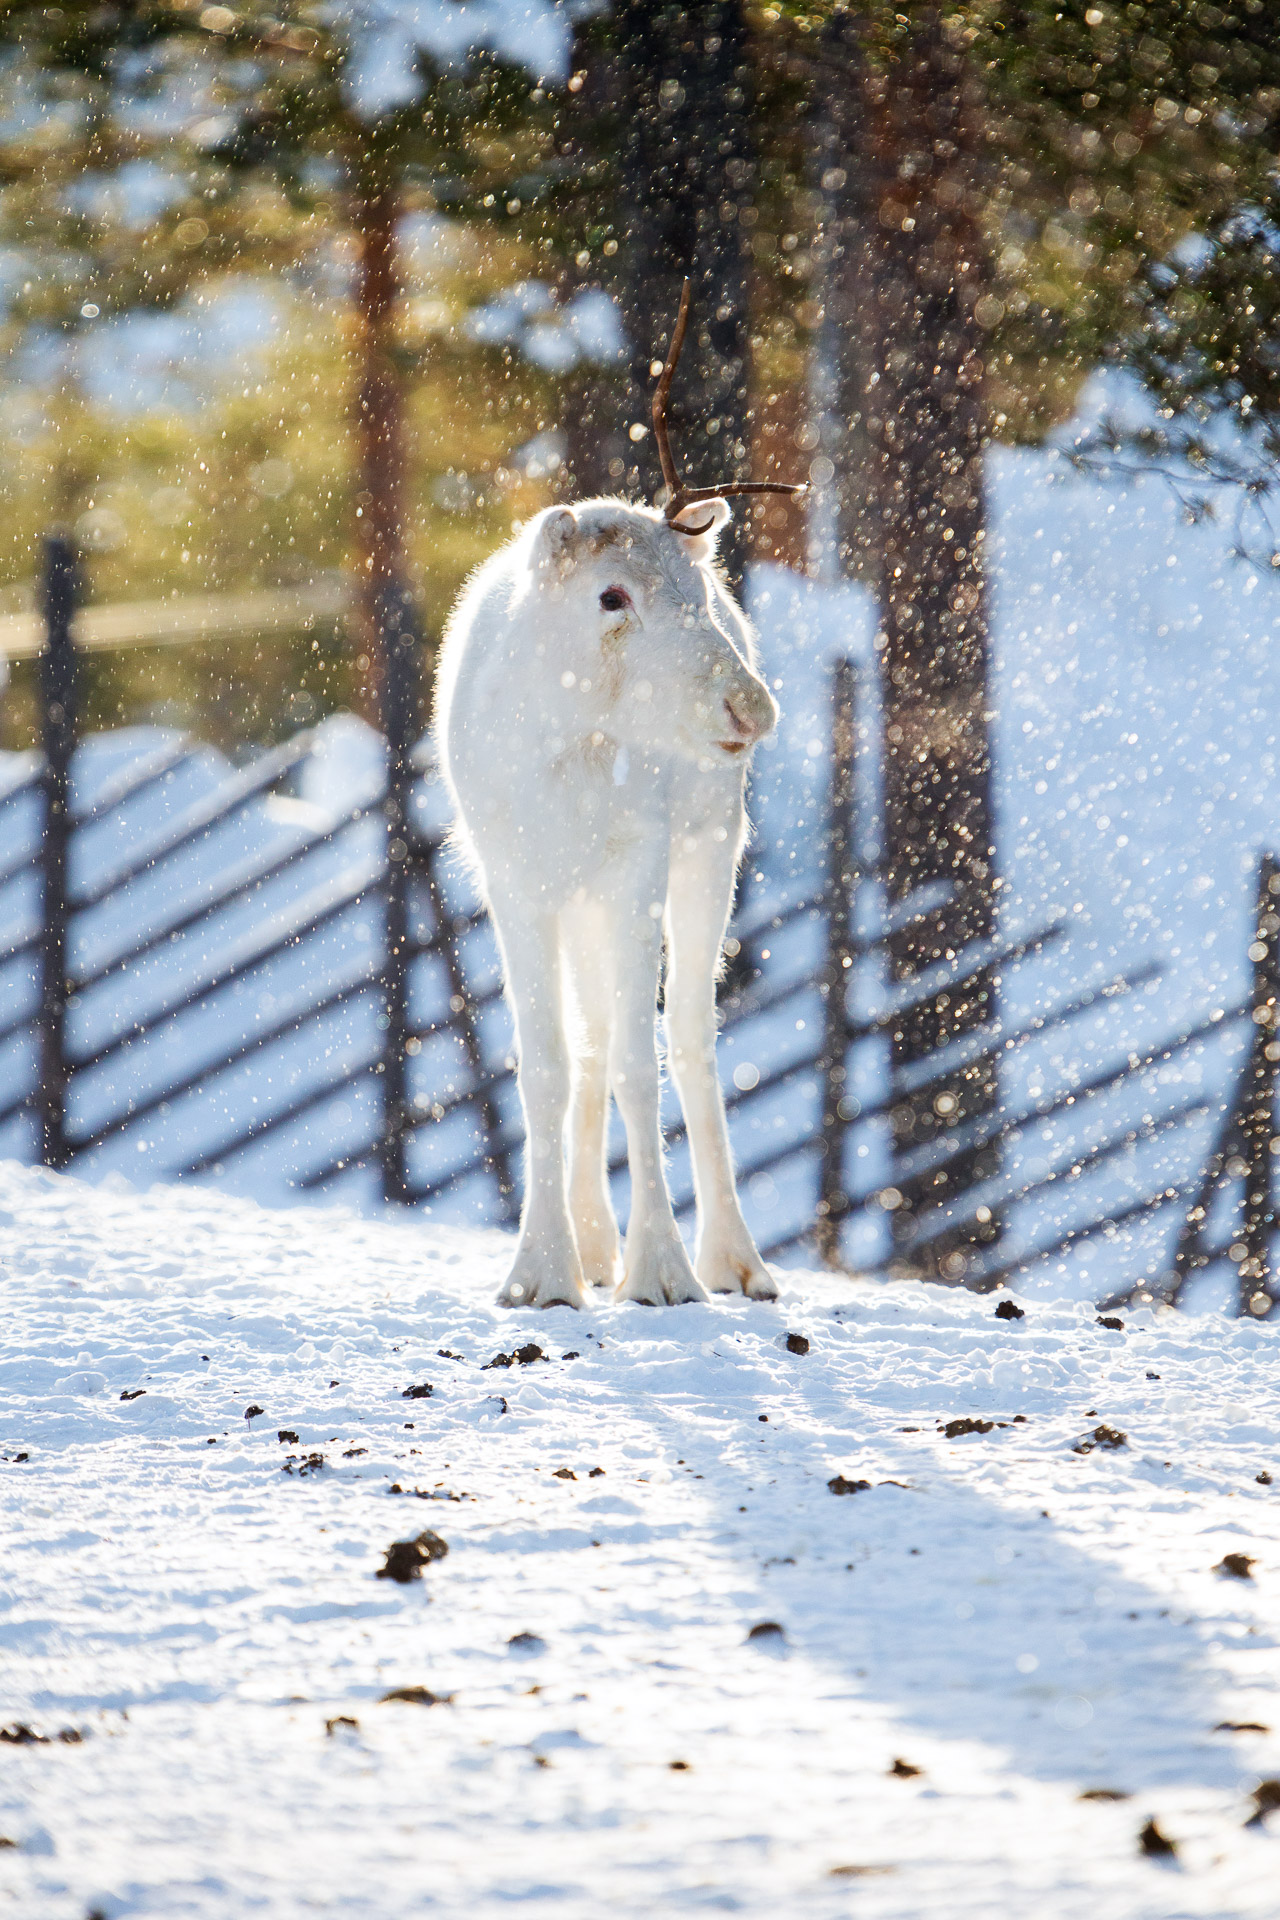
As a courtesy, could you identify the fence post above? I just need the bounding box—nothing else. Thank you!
[37,532,79,1170]
[816,657,856,1266]
[378,579,420,1206]
[1238,852,1280,1316]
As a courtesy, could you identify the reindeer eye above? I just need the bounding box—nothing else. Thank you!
[599,587,630,613]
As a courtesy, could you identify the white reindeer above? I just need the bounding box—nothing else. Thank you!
[434,285,804,1310]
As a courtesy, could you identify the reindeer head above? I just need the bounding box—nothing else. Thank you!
[528,496,778,767]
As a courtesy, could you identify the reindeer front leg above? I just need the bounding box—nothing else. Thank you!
[490,897,588,1311]
[607,856,707,1308]
[666,814,777,1301]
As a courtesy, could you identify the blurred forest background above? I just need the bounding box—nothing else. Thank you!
[0,0,1276,755]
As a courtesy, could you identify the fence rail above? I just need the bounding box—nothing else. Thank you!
[2,538,1277,1316]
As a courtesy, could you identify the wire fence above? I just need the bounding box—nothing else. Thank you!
[2,535,1277,1316]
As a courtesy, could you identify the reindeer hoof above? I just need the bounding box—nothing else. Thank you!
[699,1250,778,1301]
[497,1256,588,1311]
[616,1237,707,1307]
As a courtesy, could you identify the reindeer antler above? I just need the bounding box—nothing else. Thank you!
[652,277,808,537]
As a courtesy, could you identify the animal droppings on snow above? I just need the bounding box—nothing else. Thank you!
[1214,1551,1257,1580]
[281,1452,325,1477]
[376,1531,448,1584]
[827,1475,871,1496]
[484,1344,548,1370]
[889,1758,922,1778]
[746,1621,786,1644]
[378,1686,453,1707]
[993,1300,1025,1320]
[785,1331,810,1354]
[942,1418,995,1438]
[401,1382,433,1399]
[507,1633,547,1656]
[1246,1780,1280,1828]
[1137,1817,1177,1858]
[0,1725,83,1746]
[1073,1425,1128,1454]
[1096,1316,1125,1331]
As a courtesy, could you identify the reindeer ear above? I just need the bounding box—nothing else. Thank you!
[670,496,731,557]
[537,506,579,573]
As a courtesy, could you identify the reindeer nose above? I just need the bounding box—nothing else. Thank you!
[724,680,776,742]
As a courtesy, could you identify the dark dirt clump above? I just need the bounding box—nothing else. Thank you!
[379,1685,453,1706]
[828,1475,871,1496]
[1079,1788,1131,1801]
[747,1621,786,1643]
[244,1405,264,1420]
[1138,1817,1177,1857]
[1097,1316,1125,1331]
[1215,1552,1256,1579]
[119,1389,146,1401]
[401,1383,433,1400]
[889,1758,921,1778]
[552,1468,576,1480]
[1214,1720,1270,1733]
[281,1452,325,1477]
[1246,1780,1280,1827]
[785,1332,810,1354]
[508,1632,546,1655]
[376,1531,449,1582]
[1074,1425,1128,1454]
[942,1418,994,1438]
[325,1716,359,1735]
[485,1344,548,1370]
[277,1430,298,1445]
[994,1300,1024,1321]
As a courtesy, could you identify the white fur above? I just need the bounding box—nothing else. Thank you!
[434,498,780,1310]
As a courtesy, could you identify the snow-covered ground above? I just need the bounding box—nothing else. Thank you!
[2,1161,1278,1918]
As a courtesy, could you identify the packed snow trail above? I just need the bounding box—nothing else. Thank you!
[1,1162,1277,1918]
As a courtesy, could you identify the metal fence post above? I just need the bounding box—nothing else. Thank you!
[37,532,80,1170]
[378,578,420,1206]
[1238,851,1280,1316]
[815,657,856,1266]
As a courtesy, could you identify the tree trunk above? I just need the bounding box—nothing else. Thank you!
[353,173,412,715]
[614,0,755,589]
[817,11,1000,1279]
[353,170,421,1206]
